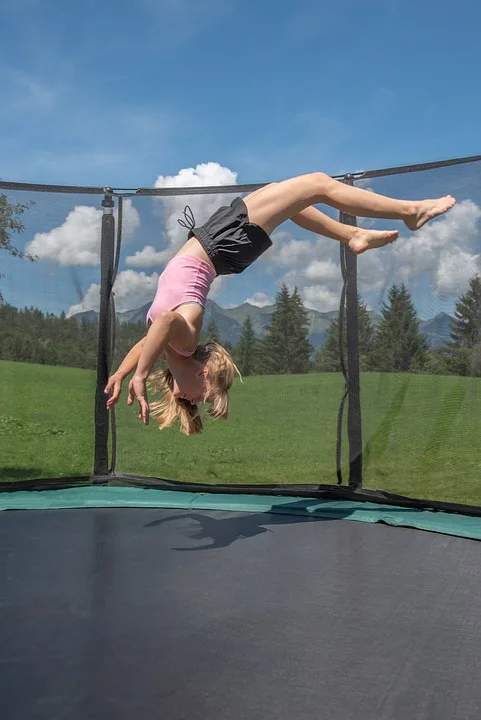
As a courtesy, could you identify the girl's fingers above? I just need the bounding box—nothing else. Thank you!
[105,378,120,395]
[106,380,123,409]
[126,378,149,424]
[141,401,149,425]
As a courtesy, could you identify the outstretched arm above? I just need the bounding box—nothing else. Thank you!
[104,319,171,418]
[105,310,188,408]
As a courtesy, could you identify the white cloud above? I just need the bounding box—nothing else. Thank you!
[27,206,102,266]
[67,269,159,317]
[112,269,159,313]
[436,249,481,297]
[152,162,238,257]
[126,161,239,270]
[282,260,343,313]
[209,275,230,299]
[118,200,141,239]
[67,282,101,317]
[126,245,170,268]
[357,250,391,293]
[357,216,377,229]
[302,285,340,312]
[266,232,315,269]
[263,223,394,311]
[244,291,272,307]
[25,200,140,266]
[392,199,481,296]
[303,258,341,282]
[261,229,343,312]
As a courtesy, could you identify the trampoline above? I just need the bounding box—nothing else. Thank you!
[1,489,481,720]
[2,154,481,719]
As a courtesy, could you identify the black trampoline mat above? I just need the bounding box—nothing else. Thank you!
[1,507,481,720]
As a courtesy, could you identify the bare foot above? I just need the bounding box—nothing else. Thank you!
[348,228,399,255]
[404,195,456,232]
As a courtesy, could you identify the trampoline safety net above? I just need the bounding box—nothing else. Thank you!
[1,155,481,511]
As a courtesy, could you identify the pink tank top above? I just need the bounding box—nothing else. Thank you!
[146,255,217,356]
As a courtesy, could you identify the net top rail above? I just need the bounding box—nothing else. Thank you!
[1,153,480,196]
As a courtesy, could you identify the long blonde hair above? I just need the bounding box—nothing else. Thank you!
[148,342,242,435]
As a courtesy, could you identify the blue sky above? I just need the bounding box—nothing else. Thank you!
[2,0,481,319]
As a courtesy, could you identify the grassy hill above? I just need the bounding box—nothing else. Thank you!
[1,360,481,507]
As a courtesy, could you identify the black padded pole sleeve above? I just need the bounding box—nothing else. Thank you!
[108,195,124,475]
[94,193,115,478]
[340,175,363,490]
[336,252,348,485]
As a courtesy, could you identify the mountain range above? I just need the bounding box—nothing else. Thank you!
[73,301,454,350]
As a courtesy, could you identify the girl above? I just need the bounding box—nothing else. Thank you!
[105,171,455,434]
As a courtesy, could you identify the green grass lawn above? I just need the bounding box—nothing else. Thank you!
[1,360,481,507]
[0,361,95,482]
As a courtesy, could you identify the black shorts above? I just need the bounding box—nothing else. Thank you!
[190,197,273,276]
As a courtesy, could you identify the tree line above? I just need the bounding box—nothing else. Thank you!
[2,277,481,378]
[225,278,481,377]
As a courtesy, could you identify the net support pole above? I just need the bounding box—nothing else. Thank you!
[340,175,363,490]
[94,191,115,479]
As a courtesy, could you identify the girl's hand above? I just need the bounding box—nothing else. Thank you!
[105,373,123,409]
[128,374,149,425]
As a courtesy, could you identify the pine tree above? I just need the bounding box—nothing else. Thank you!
[314,295,374,372]
[257,284,313,375]
[289,288,314,373]
[445,275,481,376]
[236,316,258,376]
[257,285,291,374]
[359,300,375,367]
[371,284,428,372]
[313,320,341,372]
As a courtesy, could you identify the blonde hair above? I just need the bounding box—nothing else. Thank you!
[148,342,242,436]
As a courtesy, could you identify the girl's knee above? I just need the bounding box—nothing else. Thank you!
[312,172,332,193]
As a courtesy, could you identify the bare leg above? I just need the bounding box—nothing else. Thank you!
[243,174,455,236]
[291,205,399,254]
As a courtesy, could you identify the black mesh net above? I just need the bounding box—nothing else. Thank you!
[351,160,481,506]
[0,189,102,484]
[111,190,347,486]
[2,156,480,508]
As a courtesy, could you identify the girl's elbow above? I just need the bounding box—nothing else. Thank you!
[151,311,175,327]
